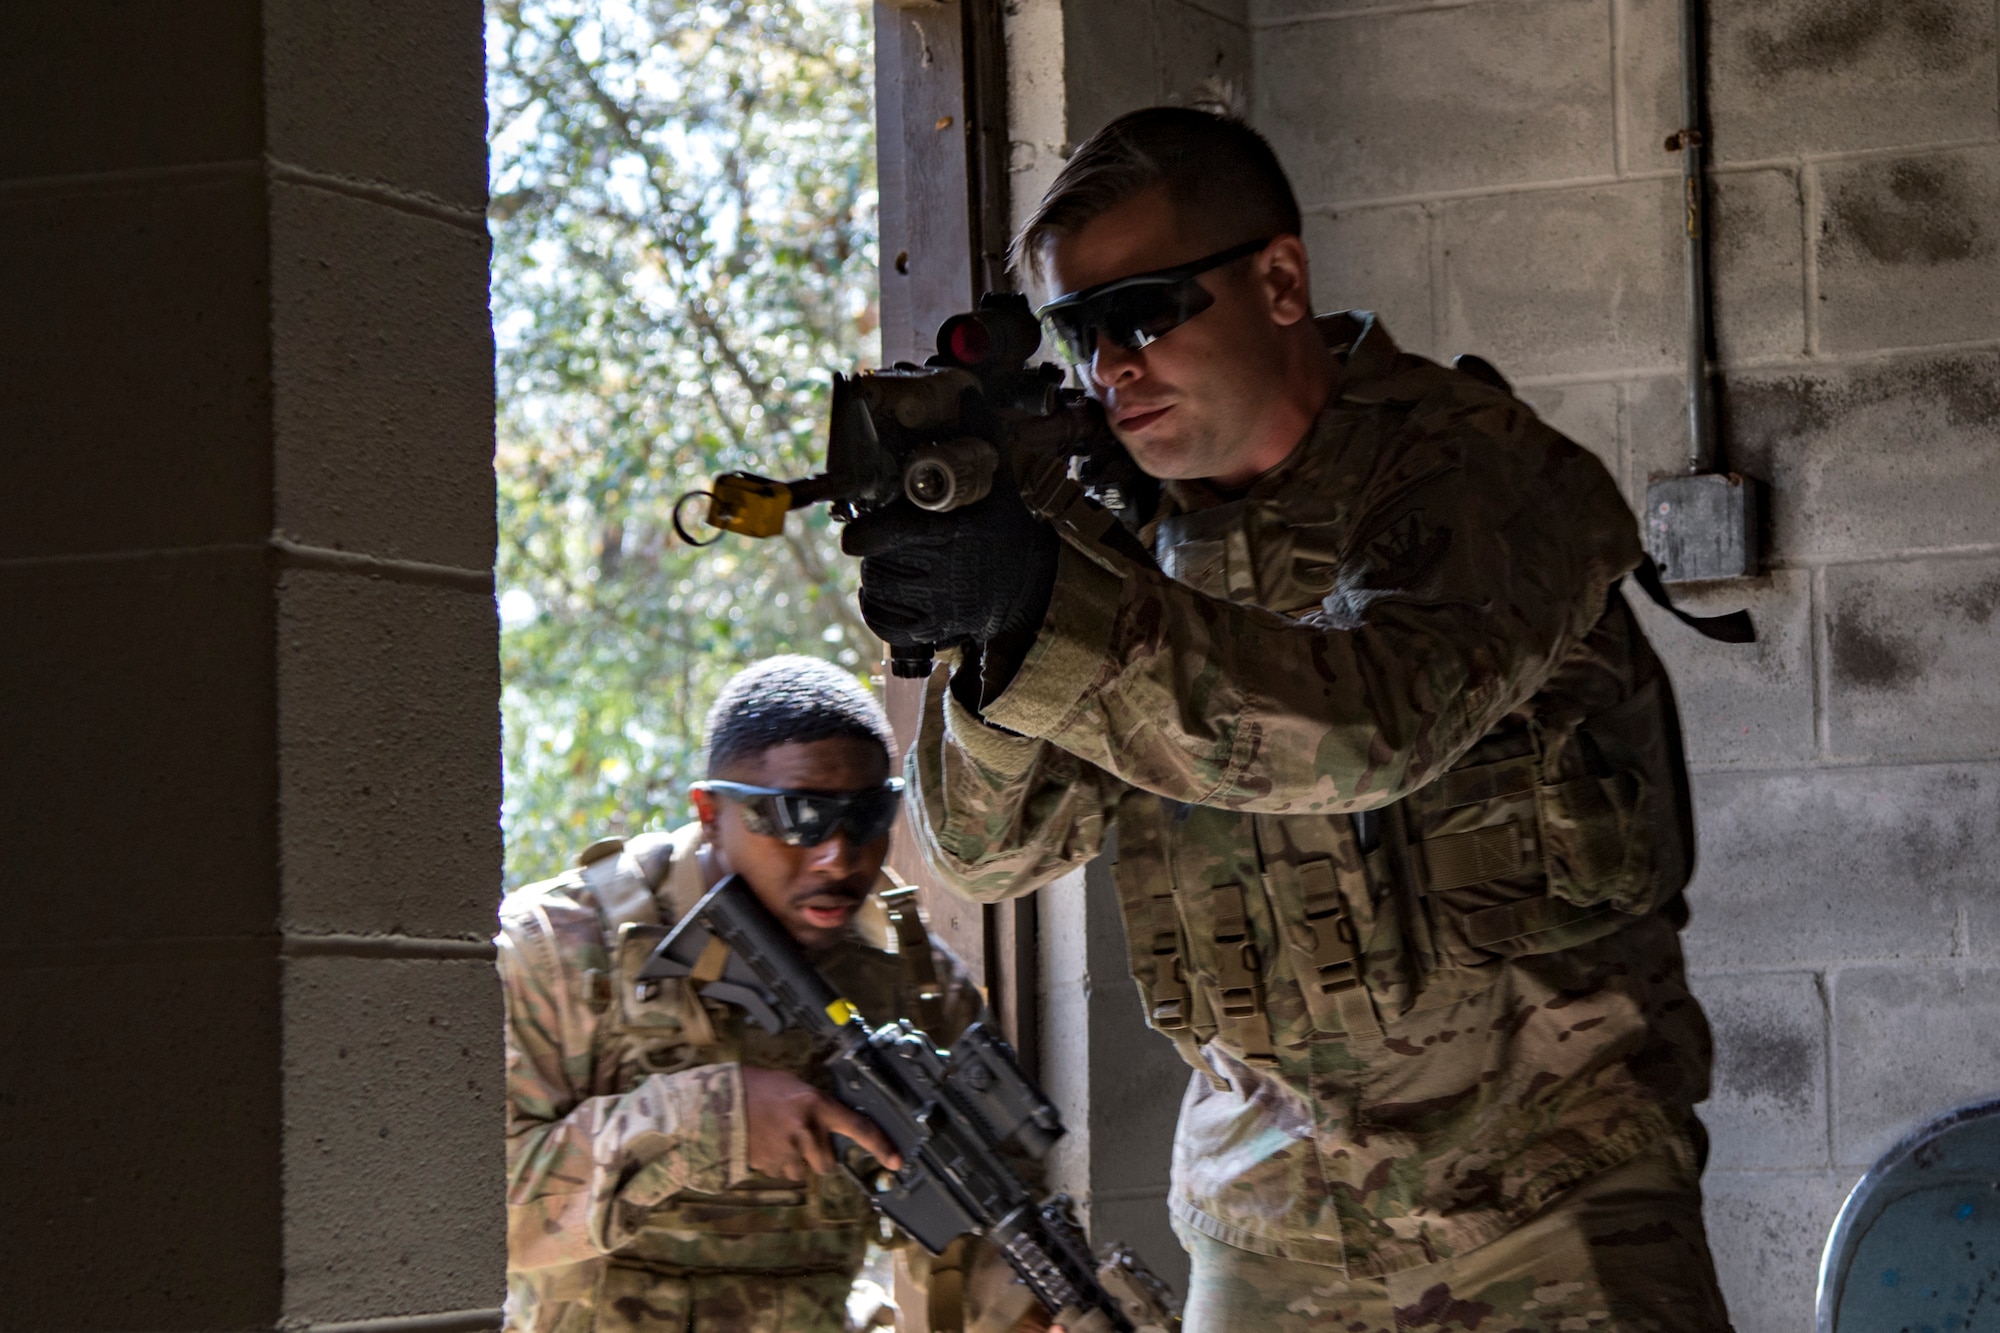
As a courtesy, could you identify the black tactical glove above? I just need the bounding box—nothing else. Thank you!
[841,488,1059,654]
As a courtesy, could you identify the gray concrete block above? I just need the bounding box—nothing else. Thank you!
[1304,205,1435,357]
[1701,1168,1855,1333]
[1833,964,2000,1169]
[1625,373,1695,496]
[1155,0,1252,105]
[1006,0,1069,234]
[1627,565,1817,770]
[1065,0,1163,142]
[1825,557,2000,762]
[1816,146,2000,354]
[1251,0,1366,19]
[0,175,272,558]
[0,550,277,948]
[271,183,496,572]
[282,955,504,1322]
[265,0,488,209]
[1613,0,1685,179]
[1691,971,1829,1169]
[0,4,260,179]
[1442,168,1800,382]
[1441,179,1679,379]
[1178,0,1249,26]
[0,953,280,1330]
[1256,0,1614,205]
[1699,353,2000,563]
[1092,1192,1190,1303]
[1680,764,1996,970]
[1710,168,1808,364]
[1517,380,1621,490]
[1037,867,1095,1201]
[1706,0,1999,163]
[1082,854,1188,1198]
[1087,1025,1189,1196]
[278,570,501,940]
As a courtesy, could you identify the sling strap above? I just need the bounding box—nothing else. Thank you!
[1630,555,1755,643]
[878,883,948,1037]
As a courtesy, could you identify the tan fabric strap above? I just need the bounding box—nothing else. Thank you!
[1210,882,1275,1065]
[1420,821,1530,892]
[1144,893,1193,1032]
[1427,755,1538,811]
[879,884,947,1036]
[1295,860,1362,996]
[1265,857,1381,1041]
[1464,895,1612,950]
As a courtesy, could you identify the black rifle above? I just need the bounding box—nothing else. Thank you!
[670,294,1154,681]
[637,875,1178,1333]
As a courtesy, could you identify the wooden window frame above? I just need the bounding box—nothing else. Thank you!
[873,0,1038,1072]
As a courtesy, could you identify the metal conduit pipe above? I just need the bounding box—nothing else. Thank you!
[1644,0,1761,587]
[1673,0,1716,476]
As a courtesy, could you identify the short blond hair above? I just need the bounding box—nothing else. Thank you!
[1011,106,1302,285]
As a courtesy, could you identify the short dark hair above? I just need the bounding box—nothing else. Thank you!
[1011,106,1302,284]
[702,655,894,775]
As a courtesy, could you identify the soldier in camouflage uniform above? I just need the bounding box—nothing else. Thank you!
[845,109,1736,1331]
[499,656,1006,1333]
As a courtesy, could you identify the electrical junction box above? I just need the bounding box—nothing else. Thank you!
[1645,472,1761,583]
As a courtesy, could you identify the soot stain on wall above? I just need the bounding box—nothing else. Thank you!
[1724,354,2000,460]
[1708,170,1799,266]
[1717,1019,1816,1112]
[1830,610,1926,690]
[1940,576,2000,627]
[1825,157,1994,267]
[1739,0,1976,79]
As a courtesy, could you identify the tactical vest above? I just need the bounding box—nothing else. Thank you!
[1015,348,1699,1083]
[1107,597,1696,1081]
[533,825,947,1271]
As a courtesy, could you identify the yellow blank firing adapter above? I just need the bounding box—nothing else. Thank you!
[826,997,860,1026]
[707,472,792,538]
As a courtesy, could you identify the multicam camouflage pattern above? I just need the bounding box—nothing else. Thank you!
[498,822,983,1332]
[1176,1134,1730,1332]
[908,313,1720,1285]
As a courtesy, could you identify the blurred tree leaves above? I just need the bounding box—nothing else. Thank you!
[489,0,880,887]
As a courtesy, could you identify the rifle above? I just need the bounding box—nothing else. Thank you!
[670,294,1154,681]
[637,874,1179,1333]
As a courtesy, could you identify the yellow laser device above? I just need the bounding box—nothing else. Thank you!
[707,472,793,538]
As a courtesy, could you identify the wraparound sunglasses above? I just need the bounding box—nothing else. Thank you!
[693,778,905,847]
[1036,236,1273,365]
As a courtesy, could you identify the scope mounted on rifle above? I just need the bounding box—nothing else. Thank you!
[673,294,1125,679]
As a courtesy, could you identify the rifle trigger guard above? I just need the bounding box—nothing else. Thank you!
[672,490,724,547]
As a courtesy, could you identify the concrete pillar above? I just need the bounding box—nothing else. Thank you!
[0,5,502,1328]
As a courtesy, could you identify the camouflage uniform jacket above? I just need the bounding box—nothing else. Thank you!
[908,313,1713,1279]
[498,821,983,1331]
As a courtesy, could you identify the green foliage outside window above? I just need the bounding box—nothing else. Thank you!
[488,0,880,888]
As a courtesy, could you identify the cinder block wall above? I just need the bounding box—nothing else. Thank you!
[1244,0,2000,1327]
[0,5,503,1329]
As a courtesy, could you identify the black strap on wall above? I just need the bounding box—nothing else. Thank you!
[1630,557,1756,643]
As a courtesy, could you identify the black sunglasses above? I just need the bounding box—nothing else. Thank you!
[1035,236,1272,365]
[694,778,905,848]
